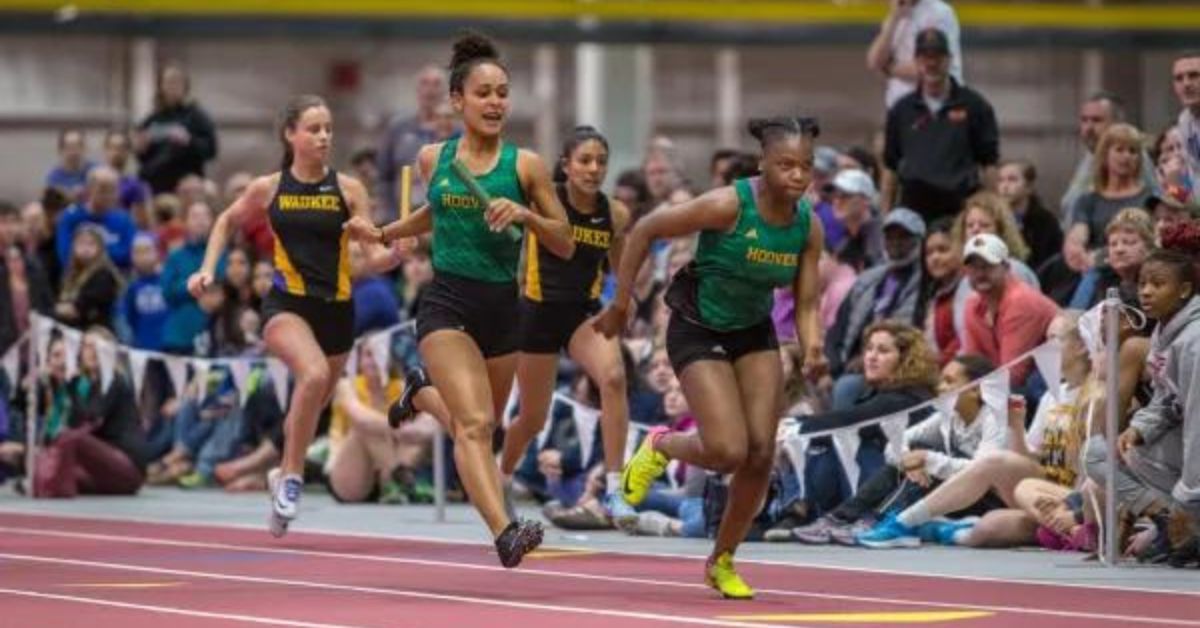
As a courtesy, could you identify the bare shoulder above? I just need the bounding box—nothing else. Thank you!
[247,173,281,204]
[336,172,368,196]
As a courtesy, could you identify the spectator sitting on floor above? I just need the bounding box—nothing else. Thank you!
[212,378,285,492]
[789,354,1000,545]
[858,310,1097,549]
[326,341,437,504]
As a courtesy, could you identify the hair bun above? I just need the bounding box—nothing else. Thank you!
[451,31,499,70]
[746,118,771,142]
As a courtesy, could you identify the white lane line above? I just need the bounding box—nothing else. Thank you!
[0,552,809,628]
[0,586,362,627]
[2,506,1195,599]
[1,526,1196,627]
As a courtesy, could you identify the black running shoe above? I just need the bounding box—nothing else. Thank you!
[494,518,544,568]
[1168,537,1200,569]
[389,367,431,428]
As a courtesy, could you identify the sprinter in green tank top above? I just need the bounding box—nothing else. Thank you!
[344,32,573,569]
[596,117,827,600]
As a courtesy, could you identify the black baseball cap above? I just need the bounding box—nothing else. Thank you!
[915,28,951,57]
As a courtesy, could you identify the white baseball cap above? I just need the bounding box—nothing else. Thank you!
[963,233,1010,265]
[831,169,878,201]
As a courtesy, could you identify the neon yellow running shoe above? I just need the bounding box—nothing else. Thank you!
[621,426,670,505]
[706,552,754,600]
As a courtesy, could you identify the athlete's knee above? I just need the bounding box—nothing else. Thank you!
[454,412,497,444]
[707,442,747,474]
[597,362,626,397]
[296,362,333,395]
[742,441,774,473]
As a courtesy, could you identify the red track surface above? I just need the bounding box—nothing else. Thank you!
[0,512,1196,627]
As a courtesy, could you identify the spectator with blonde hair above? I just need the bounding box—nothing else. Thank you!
[952,190,1039,287]
[1070,207,1155,310]
[1065,124,1153,264]
[55,225,123,331]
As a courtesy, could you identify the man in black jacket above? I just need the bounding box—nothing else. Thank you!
[135,64,218,194]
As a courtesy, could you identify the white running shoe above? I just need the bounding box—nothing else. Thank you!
[267,468,303,538]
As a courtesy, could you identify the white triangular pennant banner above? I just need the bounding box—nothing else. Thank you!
[192,359,211,401]
[229,359,253,407]
[2,342,20,398]
[780,432,810,500]
[165,356,189,399]
[344,346,358,380]
[128,350,150,400]
[572,403,600,468]
[95,336,116,393]
[35,315,54,369]
[368,332,391,385]
[268,358,290,409]
[880,413,908,466]
[1031,339,1063,403]
[534,398,558,449]
[932,391,959,425]
[61,328,81,380]
[832,429,863,491]
[980,368,1011,423]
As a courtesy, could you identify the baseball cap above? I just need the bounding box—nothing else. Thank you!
[963,233,1010,265]
[882,207,926,238]
[831,169,878,201]
[814,146,840,176]
[915,28,951,57]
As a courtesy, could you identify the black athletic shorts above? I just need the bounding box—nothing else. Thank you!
[416,271,519,358]
[262,289,355,356]
[665,313,779,374]
[517,298,601,354]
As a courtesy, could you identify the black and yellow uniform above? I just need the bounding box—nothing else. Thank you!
[518,184,613,354]
[665,177,811,373]
[417,139,526,357]
[262,167,355,355]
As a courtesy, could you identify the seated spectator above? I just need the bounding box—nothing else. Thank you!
[951,190,1040,288]
[41,327,148,496]
[147,366,240,486]
[326,342,435,504]
[858,311,1096,549]
[960,234,1058,388]
[1,201,54,353]
[223,246,255,310]
[45,129,93,202]
[1117,222,1200,565]
[251,259,273,307]
[195,281,250,358]
[790,354,999,545]
[915,218,963,366]
[1146,193,1195,247]
[55,225,123,331]
[997,160,1063,272]
[103,130,151,226]
[21,192,66,292]
[152,194,187,254]
[55,166,137,270]
[117,233,168,350]
[782,321,939,526]
[1065,123,1153,261]
[1070,207,1154,310]
[161,201,218,355]
[0,334,69,481]
[827,208,925,378]
[829,169,884,272]
[212,379,285,492]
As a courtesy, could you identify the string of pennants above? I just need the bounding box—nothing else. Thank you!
[14,313,417,412]
[777,339,1063,498]
[6,314,1065,488]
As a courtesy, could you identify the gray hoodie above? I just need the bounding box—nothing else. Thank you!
[1131,295,1200,506]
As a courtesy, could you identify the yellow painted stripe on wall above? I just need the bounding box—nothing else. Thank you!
[5,1,1200,31]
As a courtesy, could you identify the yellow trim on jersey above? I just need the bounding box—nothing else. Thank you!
[335,230,352,301]
[589,267,604,301]
[524,232,542,302]
[273,234,306,296]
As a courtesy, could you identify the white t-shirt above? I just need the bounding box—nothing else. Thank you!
[1178,107,1200,189]
[885,0,964,108]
